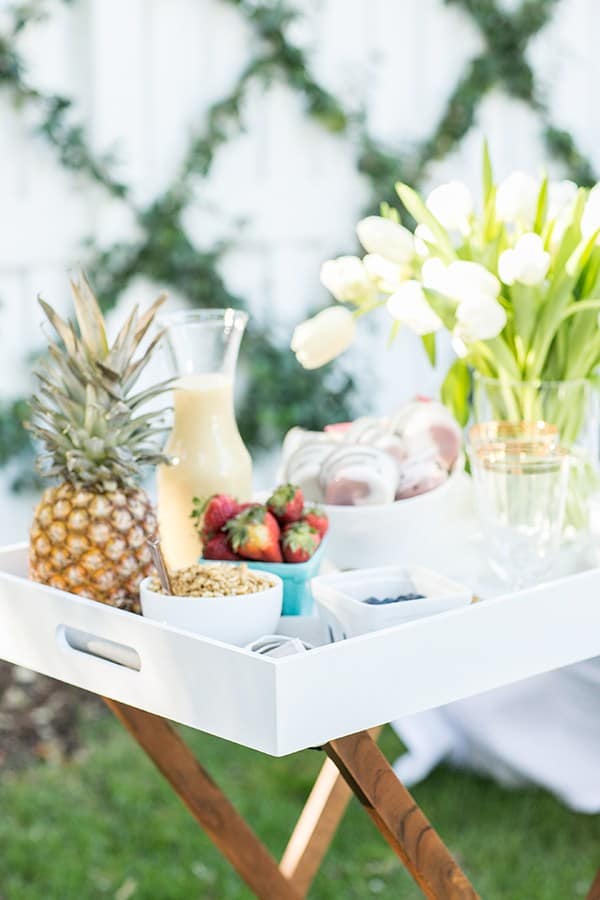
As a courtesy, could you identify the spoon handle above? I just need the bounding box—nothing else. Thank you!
[146,536,174,594]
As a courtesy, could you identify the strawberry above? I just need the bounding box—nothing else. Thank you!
[282,521,321,563]
[225,505,283,562]
[203,532,241,561]
[191,494,239,537]
[303,506,329,538]
[267,483,304,525]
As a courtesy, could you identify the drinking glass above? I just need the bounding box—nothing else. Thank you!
[472,374,598,456]
[472,374,599,535]
[468,420,559,452]
[469,440,570,589]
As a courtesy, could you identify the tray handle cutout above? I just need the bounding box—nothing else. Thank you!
[57,625,141,671]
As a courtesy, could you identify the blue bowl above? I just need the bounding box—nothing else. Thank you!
[200,540,326,616]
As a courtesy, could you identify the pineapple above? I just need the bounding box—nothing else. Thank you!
[27,274,170,612]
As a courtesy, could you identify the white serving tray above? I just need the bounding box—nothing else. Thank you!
[2,543,600,756]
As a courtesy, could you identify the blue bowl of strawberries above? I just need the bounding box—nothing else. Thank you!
[193,484,328,616]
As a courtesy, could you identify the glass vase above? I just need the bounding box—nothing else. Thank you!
[472,374,600,533]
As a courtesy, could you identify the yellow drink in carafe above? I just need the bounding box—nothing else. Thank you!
[157,373,252,569]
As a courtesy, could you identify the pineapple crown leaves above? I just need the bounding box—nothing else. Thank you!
[27,273,173,491]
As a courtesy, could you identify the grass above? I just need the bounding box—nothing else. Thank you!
[1,715,599,899]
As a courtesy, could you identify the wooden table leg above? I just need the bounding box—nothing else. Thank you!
[280,756,352,892]
[104,699,301,900]
[105,701,477,899]
[324,729,479,900]
[587,869,600,900]
[280,726,382,895]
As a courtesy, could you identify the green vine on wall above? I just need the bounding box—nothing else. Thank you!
[0,0,597,490]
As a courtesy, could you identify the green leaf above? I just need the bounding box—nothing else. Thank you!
[534,176,548,234]
[566,228,600,279]
[482,139,493,204]
[542,219,556,251]
[387,320,401,347]
[578,247,600,298]
[483,337,522,380]
[423,288,457,331]
[395,182,455,262]
[380,201,400,223]
[526,271,577,378]
[421,332,436,366]
[552,188,586,274]
[509,283,537,368]
[482,188,498,244]
[561,298,600,320]
[441,359,471,426]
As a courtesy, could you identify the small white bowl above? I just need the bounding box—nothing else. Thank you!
[140,573,283,647]
[312,564,471,640]
[322,465,465,569]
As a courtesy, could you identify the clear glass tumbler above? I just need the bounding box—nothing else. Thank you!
[469,440,570,589]
[468,420,559,452]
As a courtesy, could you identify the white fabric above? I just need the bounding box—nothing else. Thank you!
[393,659,600,812]
[390,478,600,813]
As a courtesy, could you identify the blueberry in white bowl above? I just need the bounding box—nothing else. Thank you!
[312,565,471,640]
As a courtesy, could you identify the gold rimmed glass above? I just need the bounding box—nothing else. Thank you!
[469,440,570,589]
[468,420,559,452]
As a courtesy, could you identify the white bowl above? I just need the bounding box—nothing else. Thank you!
[322,465,465,569]
[140,574,283,647]
[312,564,472,640]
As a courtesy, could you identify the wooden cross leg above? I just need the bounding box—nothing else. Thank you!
[104,699,478,899]
[587,868,600,900]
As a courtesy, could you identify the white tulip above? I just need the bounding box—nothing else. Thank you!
[451,334,469,359]
[581,184,600,240]
[356,216,414,264]
[548,180,578,246]
[422,258,500,304]
[422,257,503,341]
[426,181,473,233]
[320,256,376,304]
[421,257,449,293]
[548,180,578,220]
[455,295,507,342]
[414,224,435,257]
[291,306,356,369]
[449,260,500,302]
[387,281,442,335]
[363,254,405,293]
[496,171,539,227]
[498,233,550,286]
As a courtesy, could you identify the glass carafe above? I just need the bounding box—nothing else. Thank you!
[157,309,253,569]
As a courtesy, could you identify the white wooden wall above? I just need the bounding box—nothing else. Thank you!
[1,0,600,538]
